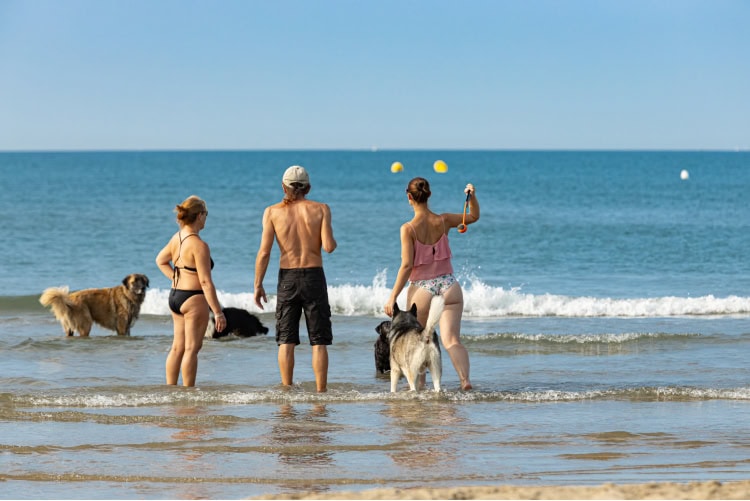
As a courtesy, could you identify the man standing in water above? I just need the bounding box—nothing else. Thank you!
[254,166,337,392]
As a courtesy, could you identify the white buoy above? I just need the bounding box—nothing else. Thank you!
[680,169,689,180]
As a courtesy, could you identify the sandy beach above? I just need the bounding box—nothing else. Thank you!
[254,480,750,500]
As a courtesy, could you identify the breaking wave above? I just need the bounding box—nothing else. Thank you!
[134,271,750,318]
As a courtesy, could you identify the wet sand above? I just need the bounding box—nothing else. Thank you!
[254,479,750,499]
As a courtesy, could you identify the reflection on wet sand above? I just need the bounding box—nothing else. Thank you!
[269,403,334,466]
[267,403,335,494]
[381,399,464,468]
[166,405,214,500]
[170,406,212,443]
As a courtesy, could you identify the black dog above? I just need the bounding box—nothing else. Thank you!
[374,320,391,374]
[205,307,269,339]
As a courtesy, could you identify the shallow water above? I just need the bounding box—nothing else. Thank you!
[2,311,750,499]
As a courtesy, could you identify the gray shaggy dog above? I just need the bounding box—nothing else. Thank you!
[387,295,444,392]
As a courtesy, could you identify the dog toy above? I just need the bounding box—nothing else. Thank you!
[457,192,471,233]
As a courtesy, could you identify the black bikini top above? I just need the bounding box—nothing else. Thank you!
[179,259,214,272]
[173,233,214,285]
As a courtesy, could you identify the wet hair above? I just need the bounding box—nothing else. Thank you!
[406,177,431,204]
[283,183,311,205]
[175,195,207,225]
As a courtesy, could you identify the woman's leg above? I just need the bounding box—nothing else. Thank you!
[406,284,433,327]
[166,312,185,385]
[439,283,472,390]
[180,296,208,387]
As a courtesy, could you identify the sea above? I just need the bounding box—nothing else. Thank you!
[1,150,749,499]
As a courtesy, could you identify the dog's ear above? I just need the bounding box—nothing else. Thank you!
[409,303,418,316]
[122,276,130,287]
[376,321,390,335]
[392,302,400,315]
[143,275,150,288]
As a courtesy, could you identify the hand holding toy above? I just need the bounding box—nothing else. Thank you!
[457,185,473,233]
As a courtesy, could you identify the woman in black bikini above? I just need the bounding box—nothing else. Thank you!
[156,195,225,387]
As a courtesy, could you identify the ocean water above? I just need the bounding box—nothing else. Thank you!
[1,150,749,499]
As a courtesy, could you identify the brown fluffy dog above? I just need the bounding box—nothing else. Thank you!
[39,274,149,336]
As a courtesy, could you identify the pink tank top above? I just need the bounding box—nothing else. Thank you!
[408,218,454,281]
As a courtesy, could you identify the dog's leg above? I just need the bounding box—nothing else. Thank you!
[409,349,427,391]
[404,366,418,392]
[61,319,75,337]
[116,315,131,336]
[390,366,401,393]
[431,355,442,392]
[429,344,443,391]
[79,318,92,337]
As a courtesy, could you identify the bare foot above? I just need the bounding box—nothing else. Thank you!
[461,381,473,391]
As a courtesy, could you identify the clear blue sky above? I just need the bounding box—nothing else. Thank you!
[1,0,748,151]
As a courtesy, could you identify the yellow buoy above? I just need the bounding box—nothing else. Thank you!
[390,161,404,173]
[433,160,448,173]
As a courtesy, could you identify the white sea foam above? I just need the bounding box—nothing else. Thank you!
[140,272,750,319]
[19,385,750,407]
[469,332,700,344]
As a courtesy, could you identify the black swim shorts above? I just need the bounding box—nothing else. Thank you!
[275,267,333,346]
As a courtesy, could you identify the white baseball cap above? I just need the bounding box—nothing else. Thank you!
[282,165,310,187]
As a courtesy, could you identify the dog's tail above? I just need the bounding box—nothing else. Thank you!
[422,295,445,342]
[39,287,75,320]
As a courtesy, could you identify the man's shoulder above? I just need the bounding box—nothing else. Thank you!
[304,199,329,208]
[266,199,329,214]
[290,198,329,211]
[265,201,287,212]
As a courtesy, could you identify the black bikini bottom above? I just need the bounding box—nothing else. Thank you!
[169,288,204,315]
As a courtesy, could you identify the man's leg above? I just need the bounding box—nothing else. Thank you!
[312,345,328,393]
[278,343,295,386]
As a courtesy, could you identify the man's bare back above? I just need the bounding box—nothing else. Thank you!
[264,199,336,269]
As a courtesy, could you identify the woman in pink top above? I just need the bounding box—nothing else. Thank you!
[384,177,480,390]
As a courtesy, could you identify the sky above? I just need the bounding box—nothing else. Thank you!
[0,0,748,151]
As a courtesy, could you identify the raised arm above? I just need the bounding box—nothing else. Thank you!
[443,183,480,229]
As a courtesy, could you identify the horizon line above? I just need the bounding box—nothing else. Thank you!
[1,147,749,154]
